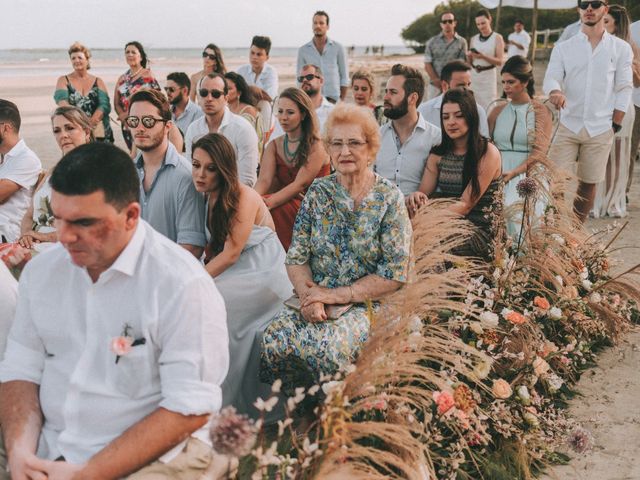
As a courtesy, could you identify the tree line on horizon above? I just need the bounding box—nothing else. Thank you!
[401,0,640,52]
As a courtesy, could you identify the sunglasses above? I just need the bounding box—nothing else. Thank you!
[297,73,320,83]
[202,52,217,61]
[440,19,455,24]
[164,86,177,93]
[578,1,606,9]
[125,115,167,129]
[198,88,225,99]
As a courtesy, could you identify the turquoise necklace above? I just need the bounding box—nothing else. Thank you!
[283,134,301,163]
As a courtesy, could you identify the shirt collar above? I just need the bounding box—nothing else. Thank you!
[4,139,27,159]
[220,106,232,128]
[103,221,147,278]
[134,143,179,169]
[320,97,333,108]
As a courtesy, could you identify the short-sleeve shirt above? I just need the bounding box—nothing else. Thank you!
[0,139,42,242]
[423,33,468,80]
[286,173,411,287]
[237,63,279,99]
[135,143,206,247]
[507,30,531,58]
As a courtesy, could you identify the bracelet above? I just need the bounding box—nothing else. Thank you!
[612,122,622,134]
[348,285,355,303]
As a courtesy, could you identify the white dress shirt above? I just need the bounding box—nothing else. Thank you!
[0,262,17,360]
[374,114,442,196]
[316,97,335,133]
[0,221,228,464]
[543,30,633,137]
[631,21,640,108]
[237,63,279,99]
[185,107,259,186]
[0,139,42,242]
[418,94,490,137]
[507,30,531,58]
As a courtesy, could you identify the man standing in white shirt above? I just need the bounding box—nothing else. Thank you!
[296,11,349,103]
[418,60,489,137]
[627,19,640,197]
[299,64,334,131]
[544,0,633,222]
[185,73,259,186]
[0,99,42,243]
[237,36,279,99]
[0,142,229,480]
[507,20,531,58]
[375,64,442,196]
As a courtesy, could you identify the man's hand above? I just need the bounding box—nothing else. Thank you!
[548,90,566,109]
[26,456,86,480]
[7,449,48,480]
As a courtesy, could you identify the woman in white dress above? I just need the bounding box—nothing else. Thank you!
[468,9,505,110]
[593,4,640,218]
[191,133,292,416]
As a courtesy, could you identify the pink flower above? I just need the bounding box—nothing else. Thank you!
[533,296,550,310]
[433,390,455,415]
[110,336,133,356]
[492,379,513,399]
[505,311,527,325]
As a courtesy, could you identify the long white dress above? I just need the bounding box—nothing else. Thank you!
[206,217,292,417]
[470,32,499,110]
[592,104,635,218]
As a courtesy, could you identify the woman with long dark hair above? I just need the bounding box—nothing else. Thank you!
[191,133,291,415]
[190,43,227,101]
[406,88,502,259]
[254,87,331,250]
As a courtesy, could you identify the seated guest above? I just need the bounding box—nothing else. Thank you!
[260,103,412,394]
[165,72,203,136]
[192,133,291,415]
[0,99,42,243]
[374,64,441,196]
[185,73,259,187]
[418,60,489,137]
[225,72,266,156]
[237,35,279,99]
[254,87,331,250]
[15,106,94,255]
[0,262,17,359]
[406,88,502,260]
[190,43,227,101]
[0,143,228,479]
[351,70,386,125]
[128,89,206,258]
[299,64,335,130]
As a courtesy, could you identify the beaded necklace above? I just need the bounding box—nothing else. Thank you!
[283,134,301,164]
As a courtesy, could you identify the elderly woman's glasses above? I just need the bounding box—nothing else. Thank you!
[125,116,167,129]
[328,140,367,151]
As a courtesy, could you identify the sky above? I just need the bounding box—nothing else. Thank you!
[1,0,441,49]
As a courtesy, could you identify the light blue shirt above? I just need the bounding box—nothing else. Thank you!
[172,100,203,136]
[237,63,279,99]
[135,143,206,247]
[296,38,349,101]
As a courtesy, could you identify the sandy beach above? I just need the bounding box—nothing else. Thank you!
[1,52,639,478]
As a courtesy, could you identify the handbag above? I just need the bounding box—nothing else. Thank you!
[284,295,354,320]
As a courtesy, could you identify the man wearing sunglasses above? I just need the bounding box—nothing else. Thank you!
[424,12,468,101]
[128,89,206,258]
[184,73,259,186]
[165,72,203,136]
[298,64,334,130]
[544,0,633,223]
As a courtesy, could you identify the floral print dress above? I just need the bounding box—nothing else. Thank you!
[260,173,412,393]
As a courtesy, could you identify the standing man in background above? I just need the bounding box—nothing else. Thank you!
[507,20,531,58]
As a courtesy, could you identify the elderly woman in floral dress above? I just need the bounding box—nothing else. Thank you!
[259,103,412,394]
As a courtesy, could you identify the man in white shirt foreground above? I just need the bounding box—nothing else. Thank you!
[299,64,335,131]
[0,99,42,242]
[0,143,229,479]
[375,64,442,196]
[543,0,632,222]
[185,73,259,186]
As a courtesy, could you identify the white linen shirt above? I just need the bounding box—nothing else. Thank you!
[374,114,442,196]
[237,63,279,99]
[418,94,489,138]
[316,96,335,133]
[0,262,17,360]
[507,30,531,58]
[0,139,41,242]
[543,30,633,137]
[185,107,259,186]
[0,221,229,464]
[631,21,640,108]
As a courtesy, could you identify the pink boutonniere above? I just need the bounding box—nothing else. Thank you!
[110,323,146,364]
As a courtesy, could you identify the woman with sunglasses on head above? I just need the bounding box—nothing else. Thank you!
[114,41,161,151]
[54,42,113,143]
[191,133,291,415]
[592,4,640,218]
[254,87,331,250]
[406,88,502,260]
[351,70,386,125]
[190,44,227,101]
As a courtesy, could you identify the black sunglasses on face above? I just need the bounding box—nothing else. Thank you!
[164,86,177,93]
[198,88,225,99]
[578,1,605,9]
[202,52,217,61]
[125,115,167,129]
[297,73,320,82]
[441,19,455,24]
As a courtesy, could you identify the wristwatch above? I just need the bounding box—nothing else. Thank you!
[612,122,622,134]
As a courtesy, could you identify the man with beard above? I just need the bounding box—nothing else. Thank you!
[299,64,334,130]
[375,64,442,196]
[544,0,633,222]
[296,11,349,103]
[0,99,42,243]
[184,73,259,186]
[128,89,205,257]
[165,72,203,136]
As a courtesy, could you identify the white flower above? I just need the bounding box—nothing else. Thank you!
[582,279,593,290]
[580,268,589,280]
[552,234,566,245]
[253,396,278,412]
[469,322,484,335]
[277,418,293,436]
[516,385,531,405]
[479,311,499,328]
[307,385,320,396]
[547,373,564,393]
[549,307,563,320]
[321,380,344,396]
[523,411,540,427]
[408,315,422,333]
[271,379,282,394]
[473,360,492,380]
[589,292,602,303]
[555,275,564,287]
